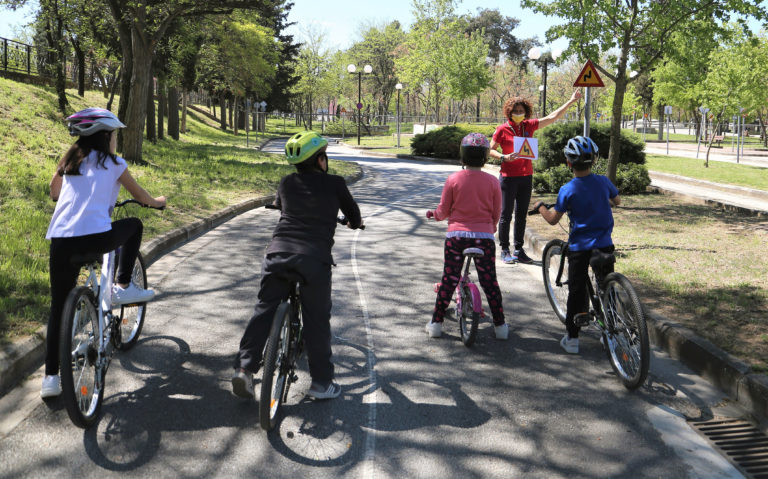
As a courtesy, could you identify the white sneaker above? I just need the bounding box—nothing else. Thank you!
[494,323,509,340]
[425,320,442,338]
[112,283,155,305]
[560,334,579,354]
[41,375,62,398]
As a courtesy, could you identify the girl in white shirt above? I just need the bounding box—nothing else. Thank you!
[42,108,166,399]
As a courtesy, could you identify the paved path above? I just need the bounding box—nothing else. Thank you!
[645,142,768,168]
[0,141,748,478]
[649,171,768,214]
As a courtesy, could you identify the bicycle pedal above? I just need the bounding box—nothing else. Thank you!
[574,312,591,327]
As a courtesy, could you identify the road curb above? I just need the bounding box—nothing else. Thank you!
[0,159,364,398]
[523,225,768,429]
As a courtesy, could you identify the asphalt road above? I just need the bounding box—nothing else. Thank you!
[0,141,748,478]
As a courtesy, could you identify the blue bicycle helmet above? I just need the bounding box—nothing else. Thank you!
[563,136,598,167]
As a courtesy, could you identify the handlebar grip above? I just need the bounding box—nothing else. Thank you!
[528,203,554,216]
[426,210,434,219]
[264,204,280,210]
[337,216,365,230]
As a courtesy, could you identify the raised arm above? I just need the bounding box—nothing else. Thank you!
[118,169,166,209]
[538,90,581,129]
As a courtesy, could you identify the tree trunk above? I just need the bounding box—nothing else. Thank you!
[122,32,153,163]
[233,95,239,136]
[157,77,165,140]
[181,90,187,134]
[106,67,121,112]
[657,103,664,140]
[42,1,68,114]
[219,92,227,130]
[168,86,179,140]
[72,39,85,97]
[109,0,133,153]
[146,79,156,142]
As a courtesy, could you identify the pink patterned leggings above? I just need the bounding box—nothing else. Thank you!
[432,237,505,326]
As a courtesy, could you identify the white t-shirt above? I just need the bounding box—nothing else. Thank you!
[46,151,128,239]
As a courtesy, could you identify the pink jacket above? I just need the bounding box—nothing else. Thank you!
[434,169,501,234]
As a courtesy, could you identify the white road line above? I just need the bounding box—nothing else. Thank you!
[350,183,443,479]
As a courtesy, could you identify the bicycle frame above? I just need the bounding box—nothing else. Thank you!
[552,243,609,329]
[455,256,483,316]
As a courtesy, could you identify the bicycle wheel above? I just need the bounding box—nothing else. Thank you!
[115,253,147,350]
[59,286,104,428]
[457,285,479,347]
[602,272,649,390]
[542,239,569,325]
[260,302,291,431]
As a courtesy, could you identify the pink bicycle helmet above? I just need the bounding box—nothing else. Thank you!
[460,132,490,165]
[66,108,126,136]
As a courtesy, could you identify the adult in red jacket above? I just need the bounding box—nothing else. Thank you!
[489,90,581,264]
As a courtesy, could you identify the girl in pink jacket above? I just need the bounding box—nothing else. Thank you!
[426,133,507,340]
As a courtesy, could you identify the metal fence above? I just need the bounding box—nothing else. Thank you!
[1,36,99,88]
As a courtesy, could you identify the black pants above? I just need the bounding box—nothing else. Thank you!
[566,245,615,338]
[47,217,143,375]
[235,253,334,383]
[499,175,533,251]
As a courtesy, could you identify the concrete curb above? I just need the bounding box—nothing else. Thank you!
[0,159,364,397]
[649,171,768,202]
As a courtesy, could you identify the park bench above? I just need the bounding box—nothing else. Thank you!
[709,134,724,146]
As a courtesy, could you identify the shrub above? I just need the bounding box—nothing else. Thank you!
[534,160,651,195]
[536,121,646,170]
[411,123,496,159]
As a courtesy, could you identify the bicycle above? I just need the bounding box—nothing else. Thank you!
[432,247,485,347]
[58,199,164,428]
[260,204,364,431]
[530,204,650,389]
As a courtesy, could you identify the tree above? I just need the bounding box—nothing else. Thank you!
[522,0,768,183]
[464,8,535,65]
[104,0,276,163]
[442,27,491,123]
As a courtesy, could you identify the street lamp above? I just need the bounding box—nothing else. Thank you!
[528,46,562,116]
[538,85,545,115]
[395,82,403,148]
[347,63,373,145]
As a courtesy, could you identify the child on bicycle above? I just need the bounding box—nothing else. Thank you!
[232,131,363,400]
[425,133,508,340]
[44,108,166,398]
[532,136,620,354]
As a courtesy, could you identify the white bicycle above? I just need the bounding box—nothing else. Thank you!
[59,199,163,428]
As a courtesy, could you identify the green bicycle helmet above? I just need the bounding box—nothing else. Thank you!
[285,131,328,165]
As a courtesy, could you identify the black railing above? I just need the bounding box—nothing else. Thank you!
[1,37,39,75]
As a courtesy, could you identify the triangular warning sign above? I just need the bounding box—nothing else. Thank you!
[573,59,605,87]
[517,138,535,158]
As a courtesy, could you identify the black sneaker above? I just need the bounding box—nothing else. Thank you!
[514,249,534,264]
[231,369,254,399]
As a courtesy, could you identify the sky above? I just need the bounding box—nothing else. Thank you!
[0,1,569,53]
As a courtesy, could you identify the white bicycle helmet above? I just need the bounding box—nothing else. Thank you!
[66,108,126,136]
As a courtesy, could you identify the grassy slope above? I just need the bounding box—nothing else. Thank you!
[0,78,354,341]
[647,154,768,191]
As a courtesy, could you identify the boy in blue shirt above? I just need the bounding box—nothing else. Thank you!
[532,136,620,354]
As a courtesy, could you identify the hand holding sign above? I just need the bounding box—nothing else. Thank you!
[512,137,539,160]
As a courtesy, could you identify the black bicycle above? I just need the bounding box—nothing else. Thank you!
[531,204,650,389]
[259,204,364,431]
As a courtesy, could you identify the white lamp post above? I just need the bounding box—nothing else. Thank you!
[528,47,562,116]
[395,83,403,148]
[347,63,373,145]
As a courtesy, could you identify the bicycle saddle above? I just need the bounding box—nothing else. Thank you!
[462,247,485,258]
[69,252,102,266]
[589,249,616,270]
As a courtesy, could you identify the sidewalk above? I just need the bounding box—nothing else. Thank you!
[645,141,768,168]
[649,171,768,216]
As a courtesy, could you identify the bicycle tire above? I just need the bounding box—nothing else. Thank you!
[116,253,147,350]
[260,302,291,431]
[457,285,479,347]
[59,286,104,428]
[542,239,569,324]
[602,272,649,390]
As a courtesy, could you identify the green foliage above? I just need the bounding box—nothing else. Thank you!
[410,123,496,159]
[533,161,650,195]
[536,121,645,170]
[533,164,571,194]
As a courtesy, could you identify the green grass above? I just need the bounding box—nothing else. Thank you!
[0,79,354,342]
[623,127,767,147]
[528,192,768,373]
[646,154,768,191]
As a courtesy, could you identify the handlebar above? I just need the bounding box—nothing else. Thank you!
[115,198,165,210]
[264,204,365,229]
[527,203,554,216]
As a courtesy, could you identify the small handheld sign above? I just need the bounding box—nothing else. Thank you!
[513,137,538,160]
[573,59,605,88]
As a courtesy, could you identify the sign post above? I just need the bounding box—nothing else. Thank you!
[245,99,251,148]
[573,59,605,138]
[696,106,709,159]
[737,107,745,163]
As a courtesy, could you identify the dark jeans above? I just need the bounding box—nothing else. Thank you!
[566,245,615,338]
[499,175,533,251]
[432,237,504,325]
[47,217,143,375]
[235,252,334,383]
